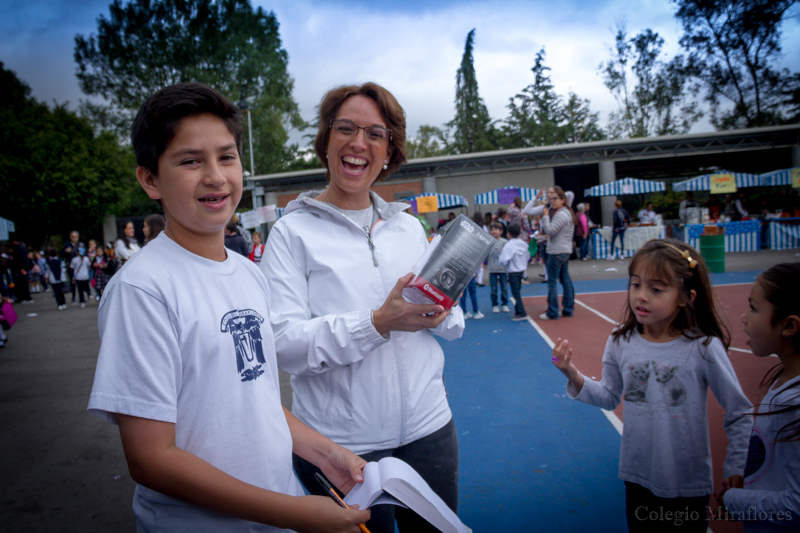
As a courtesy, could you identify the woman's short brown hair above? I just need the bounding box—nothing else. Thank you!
[313,82,407,182]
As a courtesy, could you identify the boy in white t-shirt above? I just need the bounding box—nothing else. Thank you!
[87,82,370,533]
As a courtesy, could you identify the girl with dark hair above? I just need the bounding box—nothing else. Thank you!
[719,262,800,529]
[551,238,751,531]
[143,214,166,244]
[114,221,140,262]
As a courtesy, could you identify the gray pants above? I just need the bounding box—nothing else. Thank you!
[292,418,459,533]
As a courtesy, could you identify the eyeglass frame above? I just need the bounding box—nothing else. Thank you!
[328,119,393,143]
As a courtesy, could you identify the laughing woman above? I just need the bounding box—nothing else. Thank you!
[262,83,465,533]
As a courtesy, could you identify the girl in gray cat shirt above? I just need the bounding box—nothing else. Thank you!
[552,239,751,532]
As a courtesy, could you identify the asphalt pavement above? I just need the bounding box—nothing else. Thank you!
[1,247,797,532]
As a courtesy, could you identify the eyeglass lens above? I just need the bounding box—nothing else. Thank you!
[331,119,391,142]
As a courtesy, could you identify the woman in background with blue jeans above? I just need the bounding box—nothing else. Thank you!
[538,186,575,320]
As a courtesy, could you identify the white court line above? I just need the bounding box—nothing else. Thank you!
[574,299,618,325]
[527,312,624,436]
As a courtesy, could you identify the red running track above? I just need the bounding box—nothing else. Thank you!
[524,283,776,533]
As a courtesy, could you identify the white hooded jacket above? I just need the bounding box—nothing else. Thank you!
[262,190,464,454]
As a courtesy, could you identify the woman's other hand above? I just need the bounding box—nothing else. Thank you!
[372,273,449,336]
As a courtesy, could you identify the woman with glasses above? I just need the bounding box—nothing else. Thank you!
[262,82,464,533]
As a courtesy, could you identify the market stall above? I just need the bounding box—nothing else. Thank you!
[591,225,666,259]
[584,177,667,259]
[681,220,761,253]
[672,170,760,192]
[583,176,666,197]
[765,217,800,250]
[474,186,539,205]
[405,192,469,214]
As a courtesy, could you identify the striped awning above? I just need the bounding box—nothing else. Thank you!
[584,177,666,197]
[474,186,539,205]
[672,171,760,192]
[759,167,800,187]
[405,193,469,213]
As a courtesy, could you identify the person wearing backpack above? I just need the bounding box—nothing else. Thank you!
[44,248,68,310]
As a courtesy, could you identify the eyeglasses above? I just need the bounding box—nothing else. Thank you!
[329,119,392,143]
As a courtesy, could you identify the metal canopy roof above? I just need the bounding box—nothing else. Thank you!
[247,124,800,193]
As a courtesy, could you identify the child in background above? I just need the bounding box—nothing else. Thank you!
[487,221,510,313]
[87,82,369,532]
[551,238,751,531]
[44,248,67,310]
[91,246,108,300]
[69,243,92,308]
[248,231,266,265]
[498,223,530,321]
[459,273,482,320]
[718,262,800,530]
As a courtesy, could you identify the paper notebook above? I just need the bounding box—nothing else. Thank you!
[343,457,472,533]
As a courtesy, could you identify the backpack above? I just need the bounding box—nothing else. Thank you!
[574,215,585,237]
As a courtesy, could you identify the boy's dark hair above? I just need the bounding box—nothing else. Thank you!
[225,222,239,234]
[47,248,58,258]
[131,82,243,176]
[507,223,521,238]
[489,221,504,231]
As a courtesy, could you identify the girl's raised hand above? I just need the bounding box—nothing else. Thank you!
[551,338,584,390]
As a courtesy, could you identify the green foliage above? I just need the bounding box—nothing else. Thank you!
[407,125,448,159]
[600,25,702,139]
[446,29,498,154]
[500,49,605,148]
[0,63,142,247]
[74,0,305,173]
[673,0,799,129]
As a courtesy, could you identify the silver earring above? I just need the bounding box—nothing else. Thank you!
[383,161,388,170]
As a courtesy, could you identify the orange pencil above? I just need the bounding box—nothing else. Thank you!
[314,472,371,533]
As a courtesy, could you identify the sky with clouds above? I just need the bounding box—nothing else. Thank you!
[2,0,799,146]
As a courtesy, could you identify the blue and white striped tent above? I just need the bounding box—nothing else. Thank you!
[759,167,800,187]
[474,186,539,205]
[406,193,469,212]
[583,177,666,197]
[672,171,760,192]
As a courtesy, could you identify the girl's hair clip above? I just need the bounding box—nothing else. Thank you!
[680,249,698,269]
[664,242,698,268]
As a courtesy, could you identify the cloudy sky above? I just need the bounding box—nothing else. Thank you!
[3,0,799,146]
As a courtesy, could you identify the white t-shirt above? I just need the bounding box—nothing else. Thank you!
[88,233,301,532]
[70,255,92,280]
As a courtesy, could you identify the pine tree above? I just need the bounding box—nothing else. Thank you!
[447,29,496,154]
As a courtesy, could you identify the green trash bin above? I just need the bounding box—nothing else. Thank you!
[699,234,725,273]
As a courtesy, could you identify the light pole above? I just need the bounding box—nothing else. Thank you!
[237,100,255,177]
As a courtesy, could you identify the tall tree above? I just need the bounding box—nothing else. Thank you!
[600,26,702,139]
[447,29,497,154]
[501,49,564,147]
[0,63,143,246]
[406,125,448,159]
[74,0,304,175]
[673,0,799,129]
[562,92,606,144]
[500,49,604,148]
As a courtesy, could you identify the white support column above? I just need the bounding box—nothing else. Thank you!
[422,176,438,227]
[598,160,616,228]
